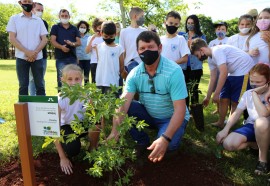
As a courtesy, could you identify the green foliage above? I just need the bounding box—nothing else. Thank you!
[198,14,215,43]
[43,82,147,185]
[186,79,202,105]
[98,0,188,29]
[226,17,239,37]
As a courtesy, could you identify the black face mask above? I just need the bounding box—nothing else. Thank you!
[199,54,208,61]
[166,25,179,34]
[103,38,115,44]
[139,50,159,66]
[21,3,33,12]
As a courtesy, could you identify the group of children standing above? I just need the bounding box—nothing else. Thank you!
[56,7,270,175]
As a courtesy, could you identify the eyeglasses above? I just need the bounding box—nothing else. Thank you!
[148,78,155,94]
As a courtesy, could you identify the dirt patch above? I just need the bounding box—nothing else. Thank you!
[0,151,233,186]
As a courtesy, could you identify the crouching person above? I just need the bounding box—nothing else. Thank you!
[108,31,190,163]
[216,63,270,175]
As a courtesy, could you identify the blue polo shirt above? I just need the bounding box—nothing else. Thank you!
[125,56,190,120]
[50,23,80,59]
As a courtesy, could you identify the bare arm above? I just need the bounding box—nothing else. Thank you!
[202,68,218,107]
[253,85,270,117]
[9,32,37,59]
[175,54,188,64]
[119,53,128,79]
[85,35,96,54]
[148,99,186,162]
[51,35,70,53]
[216,108,243,143]
[107,92,135,139]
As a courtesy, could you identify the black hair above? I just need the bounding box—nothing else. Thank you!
[102,21,116,35]
[166,11,181,21]
[185,14,203,36]
[136,31,161,49]
[35,2,43,6]
[77,20,90,33]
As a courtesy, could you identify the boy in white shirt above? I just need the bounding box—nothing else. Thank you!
[161,11,190,67]
[95,21,127,94]
[209,22,229,47]
[120,7,147,72]
[85,17,104,83]
[191,38,255,128]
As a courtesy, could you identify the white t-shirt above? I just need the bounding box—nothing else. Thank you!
[237,89,270,125]
[96,43,124,87]
[160,35,190,62]
[58,96,85,126]
[87,36,103,64]
[208,37,228,47]
[208,45,254,76]
[243,32,270,65]
[227,34,249,50]
[6,13,48,60]
[119,26,147,66]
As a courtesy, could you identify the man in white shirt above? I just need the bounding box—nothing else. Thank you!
[191,38,255,128]
[6,0,48,95]
[119,7,147,72]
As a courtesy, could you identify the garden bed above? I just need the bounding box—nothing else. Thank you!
[0,151,233,186]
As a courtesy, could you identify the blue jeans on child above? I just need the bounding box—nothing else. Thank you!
[128,101,188,151]
[16,58,45,95]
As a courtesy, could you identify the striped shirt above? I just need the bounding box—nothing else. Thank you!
[125,55,190,120]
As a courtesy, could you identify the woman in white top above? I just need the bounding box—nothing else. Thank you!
[245,8,270,65]
[227,14,254,50]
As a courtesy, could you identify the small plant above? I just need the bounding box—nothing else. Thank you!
[186,79,202,105]
[43,83,148,185]
[186,79,204,131]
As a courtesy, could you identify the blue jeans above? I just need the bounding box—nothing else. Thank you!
[56,57,77,89]
[29,59,47,96]
[16,58,45,95]
[127,60,139,73]
[128,101,188,151]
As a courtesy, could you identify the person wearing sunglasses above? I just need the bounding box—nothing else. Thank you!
[108,31,190,163]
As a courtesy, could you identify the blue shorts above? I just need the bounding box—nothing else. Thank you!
[233,123,256,142]
[220,75,249,102]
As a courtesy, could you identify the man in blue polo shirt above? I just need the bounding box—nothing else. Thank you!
[108,31,189,162]
[50,9,81,89]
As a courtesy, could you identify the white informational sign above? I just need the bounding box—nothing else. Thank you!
[19,96,60,137]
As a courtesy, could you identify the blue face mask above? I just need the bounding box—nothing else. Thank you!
[250,84,258,89]
[216,31,226,38]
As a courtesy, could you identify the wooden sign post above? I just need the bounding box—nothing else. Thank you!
[14,103,36,186]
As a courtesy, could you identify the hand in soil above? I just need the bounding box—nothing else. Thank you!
[147,137,168,163]
[60,157,73,175]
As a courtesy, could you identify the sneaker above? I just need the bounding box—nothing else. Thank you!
[255,161,268,175]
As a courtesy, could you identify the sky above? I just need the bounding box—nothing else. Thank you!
[1,0,269,21]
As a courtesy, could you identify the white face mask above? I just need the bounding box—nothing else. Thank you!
[79,28,86,34]
[60,18,69,24]
[35,11,43,18]
[239,27,251,34]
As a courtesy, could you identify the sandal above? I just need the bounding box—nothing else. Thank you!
[255,161,268,175]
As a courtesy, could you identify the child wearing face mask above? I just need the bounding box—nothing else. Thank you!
[85,17,104,83]
[227,14,254,50]
[119,7,147,73]
[160,11,190,70]
[216,63,270,175]
[95,21,127,95]
[245,8,270,65]
[209,22,229,47]
[76,20,91,85]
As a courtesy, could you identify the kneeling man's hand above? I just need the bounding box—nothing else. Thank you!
[147,137,169,163]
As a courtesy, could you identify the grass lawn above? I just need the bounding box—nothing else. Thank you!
[0,59,269,185]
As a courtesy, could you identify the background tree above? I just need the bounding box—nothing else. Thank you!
[198,14,215,43]
[225,17,238,37]
[0,3,20,59]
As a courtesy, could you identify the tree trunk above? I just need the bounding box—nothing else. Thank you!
[118,0,126,28]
